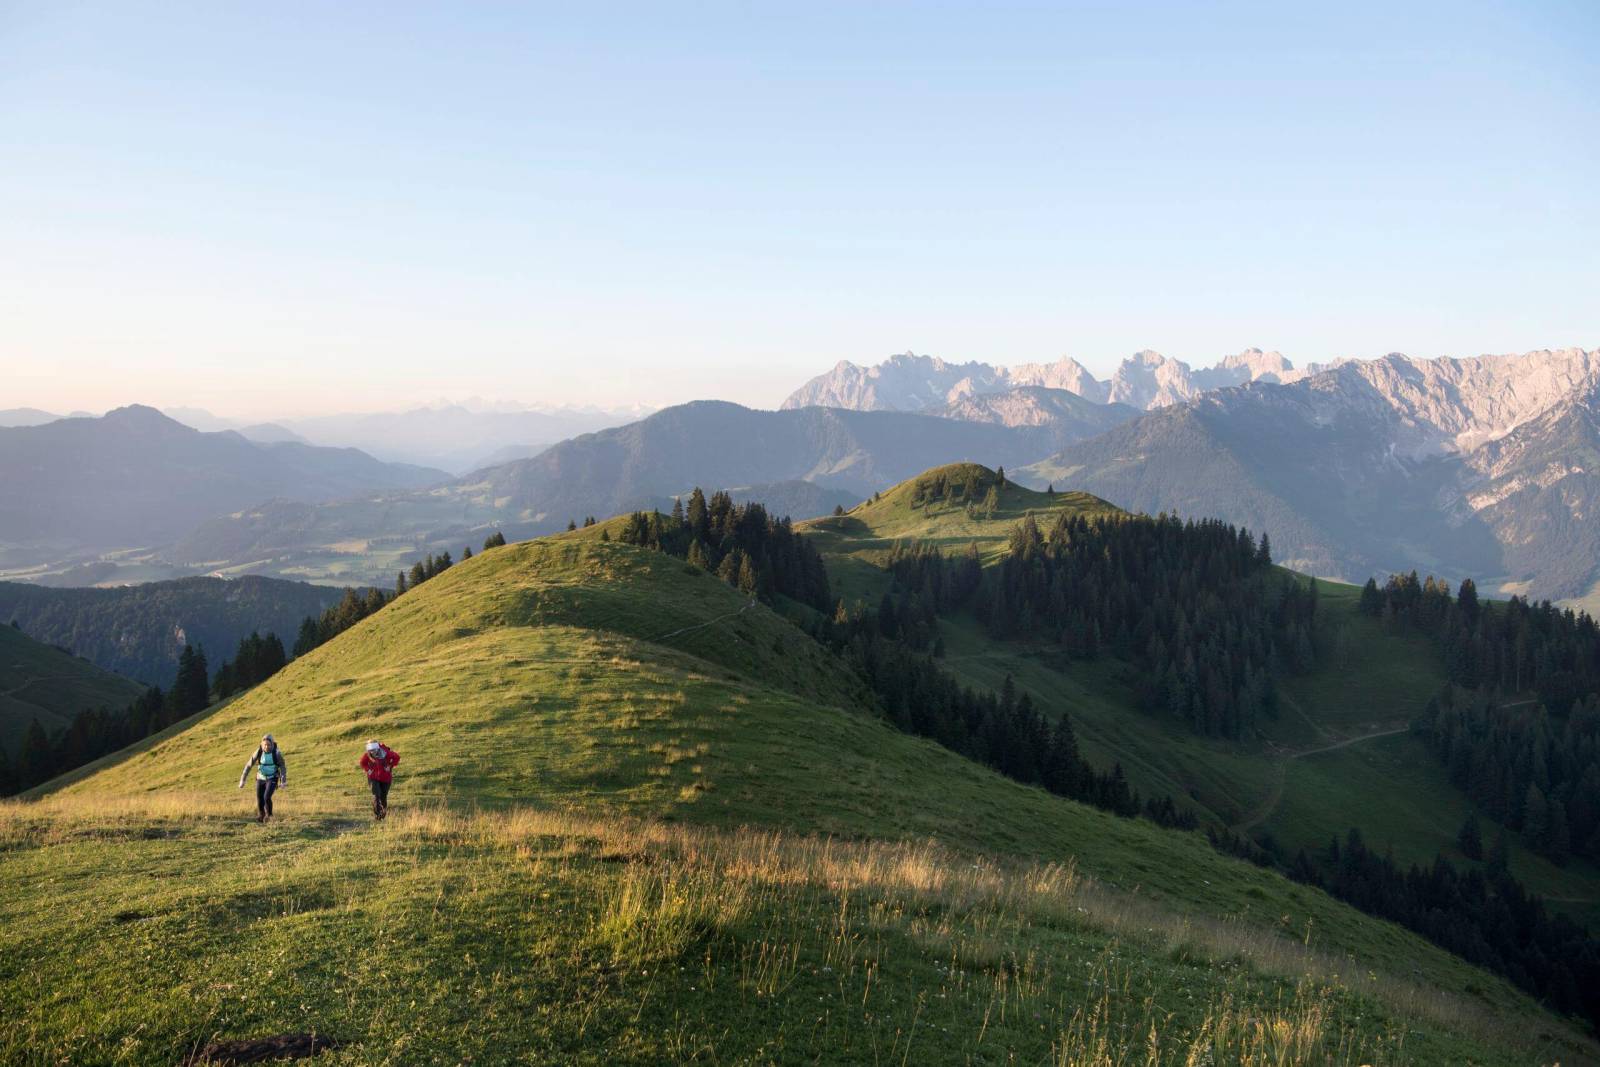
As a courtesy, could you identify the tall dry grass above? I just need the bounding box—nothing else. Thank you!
[1,791,1578,1064]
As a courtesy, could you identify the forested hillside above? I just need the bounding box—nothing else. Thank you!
[800,464,1600,1028]
[0,576,347,687]
[0,622,143,759]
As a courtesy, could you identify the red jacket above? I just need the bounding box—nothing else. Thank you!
[360,747,400,782]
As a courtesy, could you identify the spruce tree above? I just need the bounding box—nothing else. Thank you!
[293,616,321,657]
[1522,783,1550,843]
[169,645,210,719]
[20,718,53,790]
[1458,812,1484,860]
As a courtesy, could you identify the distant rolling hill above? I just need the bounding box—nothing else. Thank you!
[0,575,349,688]
[0,405,448,564]
[0,622,144,757]
[12,525,1591,1064]
[161,401,1063,584]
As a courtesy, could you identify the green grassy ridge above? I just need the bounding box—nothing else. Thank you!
[0,621,144,755]
[28,536,1592,1059]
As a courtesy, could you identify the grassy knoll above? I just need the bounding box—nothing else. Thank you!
[6,536,1595,1062]
[0,620,144,754]
[799,463,1119,605]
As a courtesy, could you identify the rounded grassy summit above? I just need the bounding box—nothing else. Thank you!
[3,468,1594,1065]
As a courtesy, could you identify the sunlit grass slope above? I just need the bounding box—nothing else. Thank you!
[8,795,1581,1066]
[6,536,1594,1063]
[0,620,143,754]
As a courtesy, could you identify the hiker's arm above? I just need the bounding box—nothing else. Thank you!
[277,751,287,786]
[238,750,259,788]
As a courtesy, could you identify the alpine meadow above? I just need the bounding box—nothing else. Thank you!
[5,4,1600,1065]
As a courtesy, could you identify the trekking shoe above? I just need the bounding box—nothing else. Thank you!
[256,813,265,823]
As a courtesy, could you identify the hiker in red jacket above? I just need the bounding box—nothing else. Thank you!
[359,740,400,820]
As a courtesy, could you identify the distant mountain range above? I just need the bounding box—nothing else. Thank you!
[7,347,1599,605]
[163,401,1059,583]
[158,402,651,473]
[0,405,446,562]
[1020,348,1600,601]
[782,348,1307,414]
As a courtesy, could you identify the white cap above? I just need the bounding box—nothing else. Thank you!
[366,741,382,752]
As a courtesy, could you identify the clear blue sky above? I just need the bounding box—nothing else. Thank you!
[3,1,1596,417]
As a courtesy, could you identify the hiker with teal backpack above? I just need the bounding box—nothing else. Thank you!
[238,734,287,822]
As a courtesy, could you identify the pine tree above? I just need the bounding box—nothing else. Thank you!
[395,571,409,597]
[1548,802,1572,863]
[482,531,507,550]
[1458,811,1484,860]
[462,545,472,560]
[293,616,321,657]
[169,645,210,719]
[567,519,577,532]
[1255,532,1272,566]
[1522,783,1550,843]
[20,718,53,790]
[1487,830,1510,872]
[1456,577,1479,623]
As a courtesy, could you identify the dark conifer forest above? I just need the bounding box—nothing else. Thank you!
[613,489,833,612]
[885,510,1313,739]
[1352,573,1600,870]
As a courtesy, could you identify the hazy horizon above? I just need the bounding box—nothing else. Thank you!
[5,2,1597,419]
[9,340,1600,424]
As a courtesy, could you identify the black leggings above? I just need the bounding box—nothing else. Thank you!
[256,777,278,816]
[370,778,391,812]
